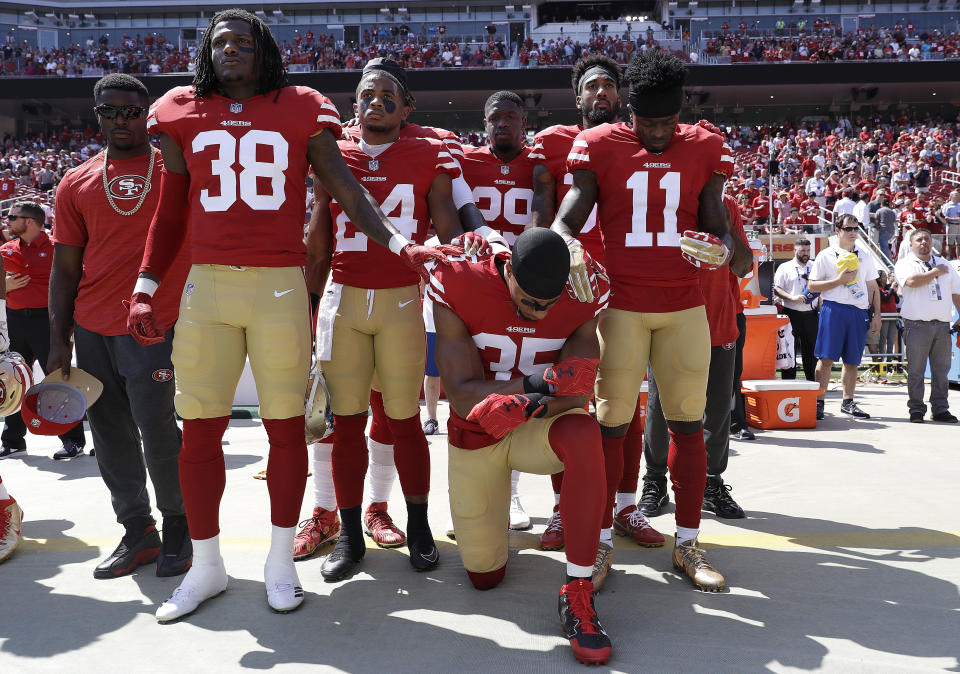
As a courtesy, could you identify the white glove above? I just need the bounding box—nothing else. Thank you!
[679,230,731,270]
[566,239,594,303]
[0,299,8,353]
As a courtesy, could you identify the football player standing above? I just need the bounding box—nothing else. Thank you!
[127,9,447,622]
[551,49,751,592]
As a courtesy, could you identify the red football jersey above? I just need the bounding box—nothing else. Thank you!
[530,124,604,262]
[459,145,536,245]
[52,151,190,335]
[330,136,460,289]
[426,251,609,449]
[147,85,340,267]
[567,122,733,313]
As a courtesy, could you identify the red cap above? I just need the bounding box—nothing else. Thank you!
[22,383,87,436]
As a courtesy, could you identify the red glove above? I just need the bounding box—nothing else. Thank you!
[466,393,547,440]
[697,119,727,140]
[451,231,492,257]
[124,293,165,346]
[543,357,600,397]
[399,243,463,281]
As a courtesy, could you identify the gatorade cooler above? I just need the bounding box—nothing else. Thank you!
[741,380,823,430]
[636,381,649,431]
[742,306,790,380]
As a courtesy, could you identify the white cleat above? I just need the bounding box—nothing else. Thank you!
[509,495,531,531]
[265,560,304,613]
[156,560,228,623]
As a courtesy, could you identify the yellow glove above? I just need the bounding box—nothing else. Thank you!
[837,251,859,283]
[679,230,731,270]
[567,240,594,303]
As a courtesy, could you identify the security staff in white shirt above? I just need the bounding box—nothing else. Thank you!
[773,238,820,381]
[808,214,881,420]
[893,227,960,423]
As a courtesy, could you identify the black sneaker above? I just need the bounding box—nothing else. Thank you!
[816,400,825,420]
[157,515,192,577]
[840,400,870,419]
[559,578,612,665]
[732,428,755,441]
[422,418,439,435]
[94,519,161,579]
[0,445,25,459]
[931,411,958,423]
[909,412,924,423]
[638,476,668,517]
[703,477,746,519]
[53,441,84,460]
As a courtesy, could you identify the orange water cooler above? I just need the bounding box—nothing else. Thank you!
[741,380,823,429]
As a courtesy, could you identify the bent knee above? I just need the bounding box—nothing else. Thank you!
[467,565,506,591]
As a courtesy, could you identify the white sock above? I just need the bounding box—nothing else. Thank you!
[264,525,299,583]
[191,535,223,567]
[511,470,521,498]
[311,441,337,511]
[599,527,613,546]
[366,437,396,504]
[566,562,593,578]
[554,492,561,506]
[0,478,8,501]
[615,492,635,514]
[676,526,699,545]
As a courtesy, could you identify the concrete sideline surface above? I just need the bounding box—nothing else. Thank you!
[1,382,959,673]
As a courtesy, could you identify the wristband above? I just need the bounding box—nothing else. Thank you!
[522,370,551,395]
[133,277,159,297]
[452,174,474,210]
[388,232,411,256]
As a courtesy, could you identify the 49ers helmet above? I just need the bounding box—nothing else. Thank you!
[0,352,34,417]
[305,366,332,444]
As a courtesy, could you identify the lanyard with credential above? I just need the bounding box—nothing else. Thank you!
[921,257,942,301]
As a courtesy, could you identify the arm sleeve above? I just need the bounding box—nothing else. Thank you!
[139,169,190,281]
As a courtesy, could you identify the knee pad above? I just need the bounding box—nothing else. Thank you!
[174,392,205,420]
[260,392,305,421]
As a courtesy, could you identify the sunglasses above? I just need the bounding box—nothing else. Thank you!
[94,104,147,120]
[6,214,31,221]
[838,226,859,232]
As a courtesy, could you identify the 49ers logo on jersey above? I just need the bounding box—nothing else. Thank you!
[152,369,174,382]
[107,175,150,199]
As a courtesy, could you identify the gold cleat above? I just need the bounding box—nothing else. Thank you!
[591,542,614,591]
[672,538,726,592]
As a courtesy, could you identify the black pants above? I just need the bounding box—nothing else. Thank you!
[644,344,737,478]
[75,325,184,524]
[1,308,86,449]
[730,312,749,432]
[781,308,819,381]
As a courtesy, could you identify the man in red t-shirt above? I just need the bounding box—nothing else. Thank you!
[0,169,16,201]
[0,201,86,461]
[49,74,191,581]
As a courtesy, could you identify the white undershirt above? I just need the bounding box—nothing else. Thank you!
[359,139,395,157]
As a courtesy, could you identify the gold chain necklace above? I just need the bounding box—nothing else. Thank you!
[101,147,158,217]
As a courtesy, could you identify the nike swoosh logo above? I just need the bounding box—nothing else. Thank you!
[420,548,439,563]
[398,299,415,308]
[274,289,295,298]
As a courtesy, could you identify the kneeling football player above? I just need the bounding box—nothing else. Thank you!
[428,228,613,666]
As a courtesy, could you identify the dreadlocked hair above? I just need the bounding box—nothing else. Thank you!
[192,8,288,98]
[624,48,686,93]
[570,55,622,94]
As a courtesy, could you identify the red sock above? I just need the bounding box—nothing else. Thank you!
[386,414,430,497]
[600,435,624,529]
[332,414,369,508]
[667,429,707,529]
[551,471,564,495]
[368,390,394,445]
[179,417,230,540]
[263,416,308,528]
[550,415,605,568]
[618,400,646,493]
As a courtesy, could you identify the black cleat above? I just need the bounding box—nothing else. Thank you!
[559,578,612,666]
[94,519,161,579]
[638,476,668,517]
[157,516,192,577]
[407,527,439,572]
[321,534,365,582]
[703,477,746,519]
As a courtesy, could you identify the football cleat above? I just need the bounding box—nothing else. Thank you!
[156,560,228,623]
[672,537,726,592]
[559,578,612,666]
[509,495,531,531]
[540,505,565,550]
[0,496,24,564]
[293,507,341,560]
[591,542,614,591]
[613,505,665,547]
[363,502,406,548]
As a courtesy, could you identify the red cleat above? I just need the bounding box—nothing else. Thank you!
[559,578,612,666]
[613,505,665,547]
[293,507,340,560]
[364,502,407,548]
[540,505,565,550]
